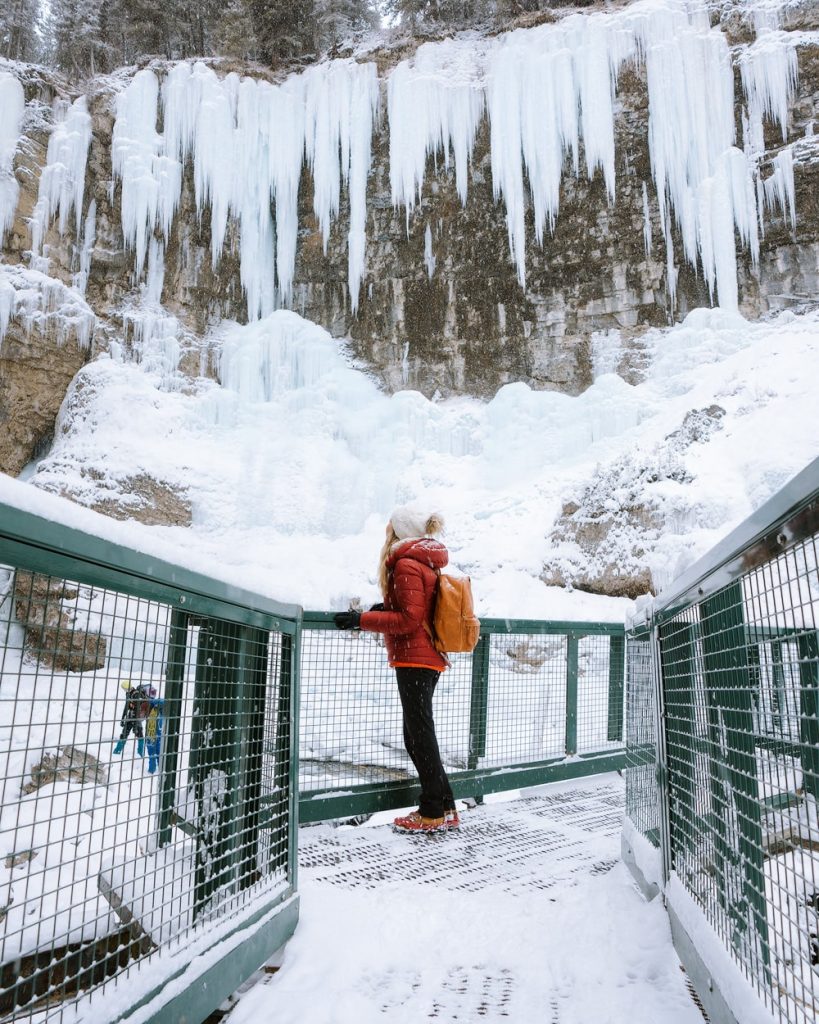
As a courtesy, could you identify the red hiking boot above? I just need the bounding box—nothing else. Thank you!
[445,808,460,830]
[392,811,446,833]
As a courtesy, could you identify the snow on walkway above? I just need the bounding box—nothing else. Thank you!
[226,775,705,1024]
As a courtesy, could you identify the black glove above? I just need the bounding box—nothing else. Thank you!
[334,611,361,630]
[369,602,385,612]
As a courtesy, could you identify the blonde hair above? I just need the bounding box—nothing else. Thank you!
[378,525,399,600]
[425,512,445,536]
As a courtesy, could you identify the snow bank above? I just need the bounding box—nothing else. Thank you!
[17,302,819,615]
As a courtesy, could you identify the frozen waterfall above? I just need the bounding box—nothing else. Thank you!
[0,72,25,248]
[11,0,802,320]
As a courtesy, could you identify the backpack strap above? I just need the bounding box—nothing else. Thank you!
[422,569,450,667]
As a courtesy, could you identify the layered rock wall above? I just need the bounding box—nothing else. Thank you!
[1,1,818,478]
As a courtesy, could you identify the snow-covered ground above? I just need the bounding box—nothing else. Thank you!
[225,776,706,1024]
[8,301,818,621]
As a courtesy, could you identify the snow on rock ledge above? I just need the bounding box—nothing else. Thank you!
[0,265,95,476]
[0,264,95,350]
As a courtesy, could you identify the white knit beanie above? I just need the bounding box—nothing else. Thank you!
[390,506,444,541]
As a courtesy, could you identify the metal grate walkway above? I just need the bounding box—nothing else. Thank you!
[224,775,706,1024]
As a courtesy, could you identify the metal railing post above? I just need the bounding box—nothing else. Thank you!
[236,625,268,889]
[565,634,579,756]
[157,608,188,847]
[468,634,490,770]
[272,633,294,877]
[797,630,819,799]
[191,620,243,921]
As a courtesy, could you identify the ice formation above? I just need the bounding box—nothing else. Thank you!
[0,264,95,349]
[0,72,25,247]
[111,59,378,320]
[387,39,485,221]
[6,0,804,322]
[30,97,93,262]
[387,0,800,307]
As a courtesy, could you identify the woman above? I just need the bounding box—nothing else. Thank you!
[334,507,459,833]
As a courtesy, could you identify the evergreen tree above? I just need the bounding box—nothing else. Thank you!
[214,0,259,61]
[313,0,379,52]
[119,0,174,60]
[177,0,224,58]
[1,0,42,62]
[52,0,109,76]
[246,0,317,63]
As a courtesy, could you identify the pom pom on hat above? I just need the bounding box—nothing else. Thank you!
[390,506,445,540]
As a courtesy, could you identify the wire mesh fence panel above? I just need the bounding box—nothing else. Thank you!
[299,620,626,820]
[742,538,819,1024]
[481,633,568,767]
[298,628,414,791]
[577,634,622,754]
[624,631,660,846]
[659,532,819,1024]
[0,563,296,1024]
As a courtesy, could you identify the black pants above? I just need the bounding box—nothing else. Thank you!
[396,667,454,819]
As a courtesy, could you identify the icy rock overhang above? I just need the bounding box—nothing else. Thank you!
[5,0,809,327]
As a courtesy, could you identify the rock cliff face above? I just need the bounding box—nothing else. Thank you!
[1,1,818,492]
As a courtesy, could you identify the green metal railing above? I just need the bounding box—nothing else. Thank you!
[298,613,626,823]
[623,625,660,850]
[0,492,631,1022]
[625,456,819,1024]
[0,503,300,1024]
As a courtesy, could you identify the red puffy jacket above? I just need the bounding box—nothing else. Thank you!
[359,537,448,671]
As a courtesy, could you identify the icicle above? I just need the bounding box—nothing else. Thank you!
[30,96,92,260]
[104,1,803,323]
[642,182,652,257]
[112,70,183,279]
[233,75,275,322]
[750,2,782,37]
[739,31,798,144]
[725,147,760,267]
[0,274,14,344]
[114,58,377,317]
[388,39,485,221]
[144,238,165,306]
[268,75,307,307]
[424,223,436,279]
[305,62,344,251]
[124,307,182,389]
[193,66,239,269]
[0,72,25,247]
[74,200,97,295]
[486,10,635,286]
[346,63,379,315]
[763,145,796,229]
[664,211,677,314]
[0,264,95,349]
[487,39,527,285]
